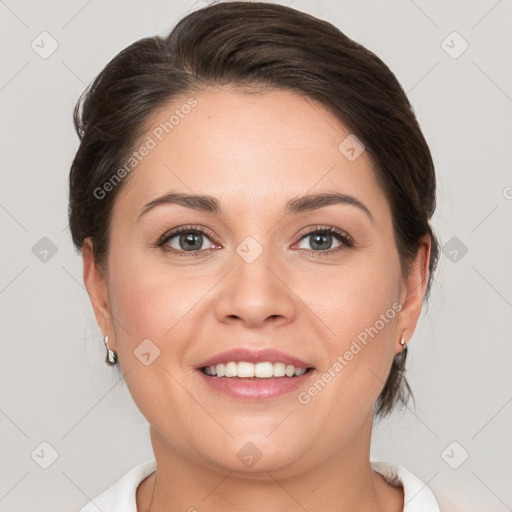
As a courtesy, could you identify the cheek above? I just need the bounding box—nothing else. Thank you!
[304,248,401,393]
[106,245,215,369]
[106,246,179,351]
[291,261,401,452]
[304,248,401,342]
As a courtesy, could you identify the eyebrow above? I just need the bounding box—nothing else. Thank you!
[138,191,373,221]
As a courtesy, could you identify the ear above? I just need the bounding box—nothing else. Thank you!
[82,237,116,351]
[396,234,431,354]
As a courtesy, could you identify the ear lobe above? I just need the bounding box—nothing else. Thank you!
[396,235,432,351]
[82,238,114,342]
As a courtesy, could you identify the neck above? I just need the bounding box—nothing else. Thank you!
[139,424,403,512]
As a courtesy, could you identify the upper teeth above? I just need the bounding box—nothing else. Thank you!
[202,361,308,378]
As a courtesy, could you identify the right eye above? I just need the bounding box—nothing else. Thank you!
[157,226,220,255]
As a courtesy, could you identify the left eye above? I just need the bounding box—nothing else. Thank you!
[296,230,345,251]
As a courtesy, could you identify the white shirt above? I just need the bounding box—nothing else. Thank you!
[80,459,441,511]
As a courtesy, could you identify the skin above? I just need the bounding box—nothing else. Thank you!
[82,87,430,512]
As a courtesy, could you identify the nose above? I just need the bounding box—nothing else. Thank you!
[213,246,296,329]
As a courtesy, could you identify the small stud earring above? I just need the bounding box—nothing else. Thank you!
[104,335,118,365]
[400,336,407,354]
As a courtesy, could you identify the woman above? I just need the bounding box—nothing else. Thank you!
[69,1,441,510]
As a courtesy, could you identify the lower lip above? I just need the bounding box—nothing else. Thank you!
[197,369,315,400]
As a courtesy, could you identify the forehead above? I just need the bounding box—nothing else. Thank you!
[114,87,389,221]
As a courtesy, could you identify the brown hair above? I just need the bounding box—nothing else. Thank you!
[68,0,439,418]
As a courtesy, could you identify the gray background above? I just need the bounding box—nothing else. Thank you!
[1,0,511,511]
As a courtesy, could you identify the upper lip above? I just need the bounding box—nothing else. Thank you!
[196,348,313,369]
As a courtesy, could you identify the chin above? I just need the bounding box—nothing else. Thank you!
[196,435,309,476]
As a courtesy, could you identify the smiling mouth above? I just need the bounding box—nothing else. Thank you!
[200,361,314,379]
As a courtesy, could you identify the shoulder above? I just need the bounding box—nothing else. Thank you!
[371,460,441,512]
[79,459,157,512]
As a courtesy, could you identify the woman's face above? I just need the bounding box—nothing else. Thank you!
[84,87,428,475]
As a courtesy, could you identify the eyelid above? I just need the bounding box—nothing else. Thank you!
[295,225,353,244]
[157,224,219,246]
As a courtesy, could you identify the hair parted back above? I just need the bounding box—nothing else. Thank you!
[68,0,439,418]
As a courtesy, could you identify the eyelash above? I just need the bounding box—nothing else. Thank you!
[155,224,354,257]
